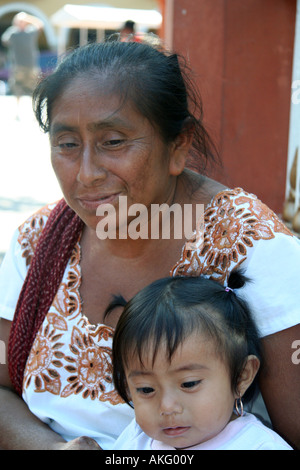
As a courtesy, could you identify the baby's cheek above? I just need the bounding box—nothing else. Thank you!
[135,406,157,437]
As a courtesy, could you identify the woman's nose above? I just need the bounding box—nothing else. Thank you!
[77,144,107,186]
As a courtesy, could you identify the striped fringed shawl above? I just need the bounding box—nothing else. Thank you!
[8,199,83,396]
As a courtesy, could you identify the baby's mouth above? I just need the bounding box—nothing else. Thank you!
[162,426,190,437]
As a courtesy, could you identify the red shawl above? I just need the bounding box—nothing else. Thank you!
[8,199,84,396]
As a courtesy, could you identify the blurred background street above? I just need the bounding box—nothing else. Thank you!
[0,95,62,263]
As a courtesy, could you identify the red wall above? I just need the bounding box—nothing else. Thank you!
[170,0,296,213]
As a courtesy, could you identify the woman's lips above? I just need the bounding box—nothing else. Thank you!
[77,193,120,211]
[162,426,190,437]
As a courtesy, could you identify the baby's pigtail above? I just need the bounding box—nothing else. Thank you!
[104,294,127,320]
[227,269,250,291]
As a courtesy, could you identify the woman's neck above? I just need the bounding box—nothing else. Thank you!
[81,171,224,260]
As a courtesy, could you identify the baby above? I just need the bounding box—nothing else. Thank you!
[111,273,292,450]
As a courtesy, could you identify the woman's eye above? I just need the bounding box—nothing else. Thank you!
[103,139,124,147]
[52,137,79,151]
[181,380,201,389]
[59,142,77,149]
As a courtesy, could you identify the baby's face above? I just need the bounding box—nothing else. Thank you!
[125,333,237,449]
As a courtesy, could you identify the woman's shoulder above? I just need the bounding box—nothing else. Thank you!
[187,174,290,226]
[172,184,294,282]
[205,186,292,238]
[17,201,60,267]
[180,171,227,206]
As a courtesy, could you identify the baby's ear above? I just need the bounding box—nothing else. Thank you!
[236,355,260,398]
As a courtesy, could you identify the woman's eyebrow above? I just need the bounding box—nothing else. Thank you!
[86,117,133,132]
[50,118,133,135]
[50,123,78,135]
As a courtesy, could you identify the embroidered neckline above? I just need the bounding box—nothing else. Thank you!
[18,188,293,327]
[171,187,292,282]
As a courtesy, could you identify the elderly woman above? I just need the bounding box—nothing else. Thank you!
[0,39,299,450]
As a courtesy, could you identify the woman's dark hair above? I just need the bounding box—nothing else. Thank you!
[112,271,261,408]
[33,38,219,174]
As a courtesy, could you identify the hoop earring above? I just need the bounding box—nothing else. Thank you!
[235,394,244,417]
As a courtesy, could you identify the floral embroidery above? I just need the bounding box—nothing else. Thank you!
[172,188,293,283]
[20,204,123,405]
[17,203,54,267]
[52,242,82,320]
[23,313,65,395]
[61,326,123,404]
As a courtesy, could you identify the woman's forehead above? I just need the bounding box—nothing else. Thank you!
[60,72,119,97]
[52,79,120,113]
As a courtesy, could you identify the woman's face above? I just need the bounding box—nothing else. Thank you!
[49,76,182,232]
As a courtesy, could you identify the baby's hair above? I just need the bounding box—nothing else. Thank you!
[111,271,262,408]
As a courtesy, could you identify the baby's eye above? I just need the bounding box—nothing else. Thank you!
[181,380,202,389]
[136,387,155,395]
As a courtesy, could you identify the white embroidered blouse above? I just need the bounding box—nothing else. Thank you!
[0,188,299,448]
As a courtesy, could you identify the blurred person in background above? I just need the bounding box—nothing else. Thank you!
[1,11,43,118]
[120,20,141,42]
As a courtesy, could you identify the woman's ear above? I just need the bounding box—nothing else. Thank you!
[169,119,194,176]
[236,355,260,398]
